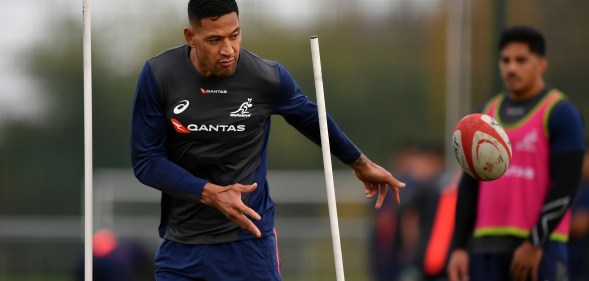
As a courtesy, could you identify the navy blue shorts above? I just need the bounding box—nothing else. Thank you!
[469,241,568,281]
[154,232,281,281]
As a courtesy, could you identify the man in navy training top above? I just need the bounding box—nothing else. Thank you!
[130,0,406,280]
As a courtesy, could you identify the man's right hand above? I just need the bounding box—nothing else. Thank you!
[447,249,470,281]
[200,183,262,238]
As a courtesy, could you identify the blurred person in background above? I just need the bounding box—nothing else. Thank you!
[75,229,153,281]
[370,142,419,281]
[568,144,589,281]
[130,0,406,280]
[447,26,585,281]
[371,141,450,281]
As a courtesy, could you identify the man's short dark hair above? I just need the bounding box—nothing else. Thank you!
[498,25,546,57]
[188,0,239,23]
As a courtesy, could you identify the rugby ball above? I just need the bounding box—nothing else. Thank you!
[452,113,512,181]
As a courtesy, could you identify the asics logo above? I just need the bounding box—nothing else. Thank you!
[515,129,538,152]
[173,100,190,114]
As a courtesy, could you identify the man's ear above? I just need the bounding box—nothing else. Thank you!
[184,27,195,47]
[540,57,548,74]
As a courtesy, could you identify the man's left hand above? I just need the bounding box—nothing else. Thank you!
[351,154,406,208]
[510,240,543,281]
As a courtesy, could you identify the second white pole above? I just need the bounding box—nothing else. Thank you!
[310,36,345,281]
[82,0,93,280]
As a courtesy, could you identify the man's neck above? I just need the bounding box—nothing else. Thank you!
[508,79,545,102]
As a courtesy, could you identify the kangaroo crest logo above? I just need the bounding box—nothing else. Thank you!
[230,98,253,118]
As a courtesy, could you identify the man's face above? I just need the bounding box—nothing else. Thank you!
[499,42,546,97]
[184,12,241,78]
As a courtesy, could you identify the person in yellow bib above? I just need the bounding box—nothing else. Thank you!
[447,26,585,281]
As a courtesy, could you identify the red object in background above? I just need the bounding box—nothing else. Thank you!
[93,229,118,258]
[423,185,457,276]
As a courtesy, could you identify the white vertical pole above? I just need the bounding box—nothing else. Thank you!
[82,0,93,280]
[310,36,345,281]
[446,0,473,170]
[462,0,472,116]
[445,0,464,171]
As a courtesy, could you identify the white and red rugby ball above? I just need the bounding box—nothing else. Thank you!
[452,113,512,181]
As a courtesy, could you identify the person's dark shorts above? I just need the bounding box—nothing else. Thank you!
[470,241,568,281]
[155,233,281,281]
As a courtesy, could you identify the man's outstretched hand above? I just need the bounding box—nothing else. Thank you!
[200,182,262,238]
[351,154,406,208]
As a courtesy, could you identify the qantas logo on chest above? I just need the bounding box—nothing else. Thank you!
[171,118,190,133]
[171,118,245,133]
[200,88,228,94]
